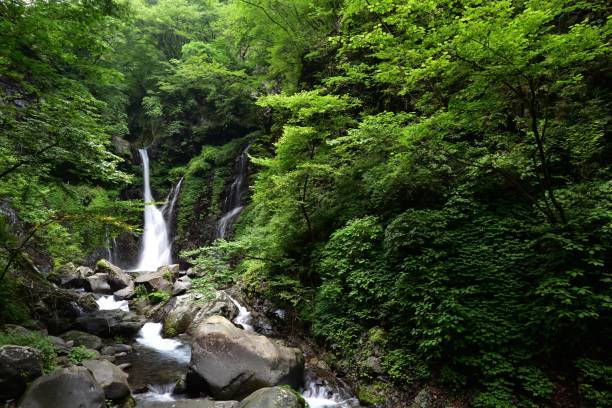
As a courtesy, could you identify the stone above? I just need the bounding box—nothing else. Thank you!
[86,273,112,294]
[96,259,132,291]
[114,281,135,300]
[238,387,304,408]
[77,266,94,278]
[47,336,70,355]
[187,316,304,400]
[411,388,435,408]
[365,356,384,375]
[157,264,180,276]
[47,263,91,289]
[101,344,132,355]
[18,366,105,408]
[137,401,238,408]
[0,345,44,401]
[60,330,103,350]
[76,310,146,337]
[82,359,131,400]
[162,291,237,336]
[172,276,192,296]
[134,271,171,292]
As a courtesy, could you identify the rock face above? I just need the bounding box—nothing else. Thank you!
[187,316,304,400]
[96,259,131,291]
[0,346,44,401]
[134,271,172,292]
[18,366,105,408]
[60,330,102,350]
[76,310,146,337]
[172,276,192,296]
[86,273,112,294]
[238,387,305,408]
[82,359,130,400]
[162,291,238,336]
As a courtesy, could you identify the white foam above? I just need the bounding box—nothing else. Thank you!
[96,295,129,312]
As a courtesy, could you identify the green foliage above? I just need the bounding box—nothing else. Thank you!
[0,329,57,373]
[148,290,170,305]
[67,346,97,365]
[576,358,612,408]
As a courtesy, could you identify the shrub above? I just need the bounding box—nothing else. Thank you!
[0,329,57,373]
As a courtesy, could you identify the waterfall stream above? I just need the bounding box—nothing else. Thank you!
[136,148,173,271]
[215,146,249,240]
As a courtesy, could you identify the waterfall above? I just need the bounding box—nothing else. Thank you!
[136,148,172,271]
[227,294,254,331]
[162,177,183,221]
[215,146,249,240]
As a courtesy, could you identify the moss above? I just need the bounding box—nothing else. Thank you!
[356,383,387,405]
[0,329,57,372]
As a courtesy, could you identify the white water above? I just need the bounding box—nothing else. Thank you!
[227,294,254,331]
[162,177,183,221]
[136,383,177,402]
[136,323,188,359]
[302,379,359,408]
[136,149,172,271]
[96,295,129,312]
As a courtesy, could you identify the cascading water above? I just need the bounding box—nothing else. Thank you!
[302,373,360,408]
[227,294,254,331]
[96,295,129,312]
[136,148,172,271]
[215,146,250,240]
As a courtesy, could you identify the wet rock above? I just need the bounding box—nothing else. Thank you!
[0,345,44,401]
[114,281,135,300]
[411,388,435,408]
[238,387,304,408]
[18,366,105,408]
[162,291,237,336]
[187,316,304,400]
[101,344,132,356]
[137,401,238,408]
[76,310,146,337]
[60,330,103,350]
[134,271,171,292]
[86,273,112,294]
[83,359,130,400]
[157,264,180,276]
[96,259,131,291]
[172,276,192,296]
[47,336,71,355]
[77,266,94,278]
[31,287,98,334]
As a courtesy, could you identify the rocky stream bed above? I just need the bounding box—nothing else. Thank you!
[0,260,360,408]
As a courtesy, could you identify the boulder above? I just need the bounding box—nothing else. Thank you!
[411,388,435,408]
[114,281,135,300]
[162,291,237,336]
[100,344,132,356]
[30,287,98,334]
[157,264,180,276]
[137,401,238,408]
[18,366,105,408]
[60,330,102,350]
[96,260,131,291]
[47,336,71,355]
[187,316,304,400]
[82,359,130,400]
[172,276,192,296]
[86,273,112,294]
[0,345,43,401]
[76,310,146,337]
[238,387,305,408]
[77,266,94,278]
[134,271,171,292]
[47,263,90,289]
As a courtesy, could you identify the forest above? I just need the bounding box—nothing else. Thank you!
[0,1,610,407]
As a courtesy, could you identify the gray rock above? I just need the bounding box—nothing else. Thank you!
[101,344,132,355]
[0,345,43,401]
[172,276,192,296]
[114,281,135,300]
[137,401,238,408]
[134,271,171,292]
[76,310,146,337]
[60,330,103,350]
[48,263,90,289]
[96,260,131,291]
[187,316,304,400]
[86,273,112,294]
[77,266,94,278]
[47,336,70,355]
[82,359,130,400]
[411,388,435,408]
[238,387,304,408]
[18,366,105,408]
[157,264,180,276]
[365,356,384,375]
[162,291,237,336]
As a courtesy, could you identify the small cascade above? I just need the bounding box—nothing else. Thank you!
[136,323,189,361]
[136,383,177,402]
[162,177,183,222]
[96,295,129,312]
[136,149,173,271]
[215,146,250,240]
[227,294,254,331]
[302,372,360,408]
